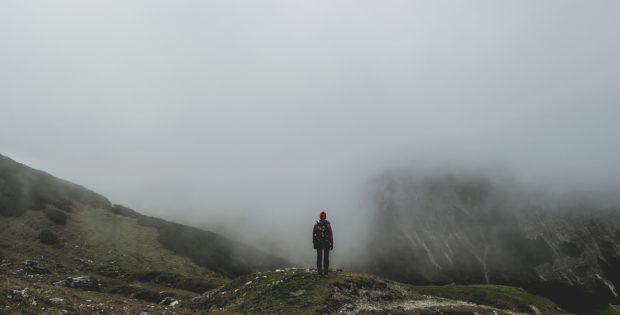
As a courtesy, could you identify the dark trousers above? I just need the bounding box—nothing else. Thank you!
[316,247,330,275]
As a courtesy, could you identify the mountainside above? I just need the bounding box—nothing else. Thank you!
[0,154,289,277]
[365,173,620,312]
[0,153,614,314]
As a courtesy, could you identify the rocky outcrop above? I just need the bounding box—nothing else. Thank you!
[364,173,620,311]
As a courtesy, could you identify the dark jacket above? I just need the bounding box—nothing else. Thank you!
[312,219,333,248]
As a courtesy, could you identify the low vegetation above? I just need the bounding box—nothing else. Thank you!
[38,229,59,245]
[191,269,566,314]
[45,208,68,225]
[412,284,561,314]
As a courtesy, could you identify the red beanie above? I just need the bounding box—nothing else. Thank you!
[320,211,326,219]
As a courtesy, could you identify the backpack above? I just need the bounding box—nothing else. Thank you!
[315,221,330,245]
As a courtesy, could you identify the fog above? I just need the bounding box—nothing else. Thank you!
[1,1,619,266]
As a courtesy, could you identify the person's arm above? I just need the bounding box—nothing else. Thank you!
[312,223,318,248]
[327,224,334,250]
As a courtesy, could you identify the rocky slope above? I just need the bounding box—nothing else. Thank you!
[191,269,563,314]
[364,173,620,312]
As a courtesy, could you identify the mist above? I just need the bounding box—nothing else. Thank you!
[1,1,620,267]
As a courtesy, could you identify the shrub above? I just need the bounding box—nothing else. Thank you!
[46,209,68,225]
[39,229,59,245]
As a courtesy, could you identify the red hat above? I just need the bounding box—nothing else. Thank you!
[320,211,326,219]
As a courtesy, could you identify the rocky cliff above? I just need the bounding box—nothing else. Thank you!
[364,172,620,312]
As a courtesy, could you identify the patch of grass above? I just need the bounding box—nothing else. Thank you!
[110,204,291,277]
[593,304,620,315]
[128,271,227,293]
[74,206,214,277]
[412,284,564,314]
[194,269,336,314]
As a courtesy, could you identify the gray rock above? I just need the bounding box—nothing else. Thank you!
[159,296,178,306]
[53,276,103,291]
[22,260,50,274]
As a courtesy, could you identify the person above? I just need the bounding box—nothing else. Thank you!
[312,211,333,276]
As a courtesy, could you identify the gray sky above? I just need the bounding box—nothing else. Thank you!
[1,1,619,264]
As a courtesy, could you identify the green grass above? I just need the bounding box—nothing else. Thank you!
[593,304,620,315]
[412,284,564,314]
[194,269,337,314]
[74,206,216,278]
[127,271,228,293]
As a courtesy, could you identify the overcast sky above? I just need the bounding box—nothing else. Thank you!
[1,1,619,263]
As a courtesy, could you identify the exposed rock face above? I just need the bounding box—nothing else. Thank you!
[364,173,620,311]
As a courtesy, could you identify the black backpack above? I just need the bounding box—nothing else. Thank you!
[315,221,330,245]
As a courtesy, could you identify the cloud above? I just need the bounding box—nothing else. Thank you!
[1,0,619,265]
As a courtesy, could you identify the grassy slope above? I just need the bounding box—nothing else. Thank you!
[0,153,290,278]
[110,204,291,277]
[595,305,620,315]
[0,203,228,314]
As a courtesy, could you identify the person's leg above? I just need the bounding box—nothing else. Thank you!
[324,247,330,275]
[316,248,323,275]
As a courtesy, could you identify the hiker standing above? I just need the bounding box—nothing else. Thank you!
[313,211,333,276]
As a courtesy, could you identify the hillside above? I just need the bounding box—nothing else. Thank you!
[0,153,612,314]
[0,154,289,277]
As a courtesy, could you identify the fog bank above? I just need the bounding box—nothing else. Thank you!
[1,1,619,265]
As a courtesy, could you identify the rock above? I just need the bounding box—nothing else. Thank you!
[53,276,103,291]
[290,289,305,296]
[159,296,178,306]
[49,297,64,305]
[22,260,50,274]
[38,229,59,245]
[12,288,29,297]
